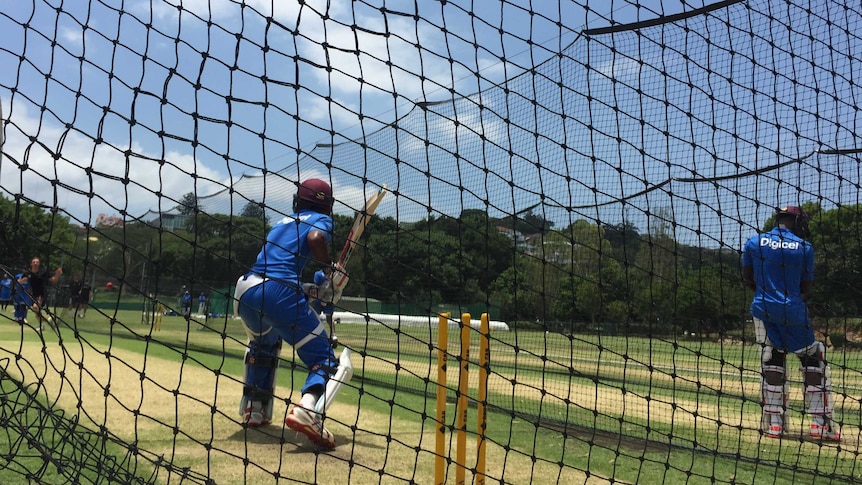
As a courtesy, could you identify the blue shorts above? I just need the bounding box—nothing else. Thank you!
[754,317,816,354]
[237,278,336,394]
[14,303,27,321]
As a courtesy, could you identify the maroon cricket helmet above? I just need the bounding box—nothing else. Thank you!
[776,205,811,238]
[294,178,334,213]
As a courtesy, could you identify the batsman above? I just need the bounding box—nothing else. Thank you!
[742,205,840,441]
[233,178,349,449]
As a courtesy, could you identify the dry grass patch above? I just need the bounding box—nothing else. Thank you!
[1,331,606,484]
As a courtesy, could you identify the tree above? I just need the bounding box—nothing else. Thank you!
[521,209,554,234]
[364,211,514,307]
[625,221,680,332]
[576,279,603,323]
[364,227,449,305]
[161,214,267,285]
[454,210,514,293]
[0,194,75,268]
[324,213,397,296]
[90,223,156,293]
[499,208,553,235]
[489,266,539,321]
[809,204,862,316]
[177,192,199,216]
[675,264,747,336]
[240,201,269,225]
[555,259,627,323]
[603,220,641,264]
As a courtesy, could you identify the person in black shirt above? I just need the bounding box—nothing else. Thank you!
[18,257,62,332]
[67,277,82,313]
[66,276,91,318]
[77,282,92,318]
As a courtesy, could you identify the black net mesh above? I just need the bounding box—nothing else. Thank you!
[1,1,861,483]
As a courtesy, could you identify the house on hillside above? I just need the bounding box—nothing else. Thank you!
[496,226,533,253]
[141,209,190,232]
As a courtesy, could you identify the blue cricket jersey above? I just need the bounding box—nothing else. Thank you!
[742,227,813,332]
[249,209,333,285]
[0,278,11,301]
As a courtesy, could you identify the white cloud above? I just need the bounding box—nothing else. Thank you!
[595,55,642,83]
[136,0,466,108]
[0,97,226,224]
[142,0,304,30]
[300,94,360,130]
[59,27,84,53]
[148,0,239,22]
[198,163,393,221]
[423,95,509,148]
[297,9,454,101]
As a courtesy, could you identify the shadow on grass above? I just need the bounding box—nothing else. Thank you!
[227,420,386,454]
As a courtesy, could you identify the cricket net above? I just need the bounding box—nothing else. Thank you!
[1,0,862,484]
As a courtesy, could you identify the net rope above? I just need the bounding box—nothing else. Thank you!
[1,0,861,483]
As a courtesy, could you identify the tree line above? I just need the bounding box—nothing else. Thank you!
[1,195,859,335]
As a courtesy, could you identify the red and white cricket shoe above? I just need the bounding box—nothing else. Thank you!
[810,422,841,442]
[243,401,270,427]
[285,406,336,450]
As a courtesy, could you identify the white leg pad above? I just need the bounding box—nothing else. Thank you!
[239,345,281,421]
[803,366,833,415]
[798,341,834,417]
[753,317,767,345]
[761,364,786,415]
[314,348,354,414]
[762,384,786,415]
[238,338,282,421]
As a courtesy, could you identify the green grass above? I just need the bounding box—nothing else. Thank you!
[339,323,860,483]
[0,306,859,484]
[0,341,158,484]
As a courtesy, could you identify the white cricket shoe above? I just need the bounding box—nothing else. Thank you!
[810,421,841,442]
[243,401,270,427]
[765,415,783,439]
[285,406,336,450]
[766,424,783,439]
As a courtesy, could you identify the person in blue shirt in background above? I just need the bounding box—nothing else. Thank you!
[181,290,192,318]
[197,292,207,315]
[13,272,32,324]
[18,257,62,332]
[0,275,12,312]
[742,205,839,441]
[233,178,345,450]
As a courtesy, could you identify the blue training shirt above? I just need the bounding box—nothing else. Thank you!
[250,209,333,285]
[13,273,32,305]
[742,227,813,328]
[0,278,10,301]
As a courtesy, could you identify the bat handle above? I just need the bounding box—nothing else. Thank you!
[327,314,338,348]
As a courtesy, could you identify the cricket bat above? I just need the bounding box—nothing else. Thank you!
[330,184,387,295]
[325,185,386,349]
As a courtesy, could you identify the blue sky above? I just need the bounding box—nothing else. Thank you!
[0,1,708,225]
[5,0,856,250]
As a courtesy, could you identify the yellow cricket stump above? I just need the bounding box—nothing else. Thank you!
[435,313,449,485]
[456,313,470,485]
[476,313,489,485]
[435,312,490,485]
